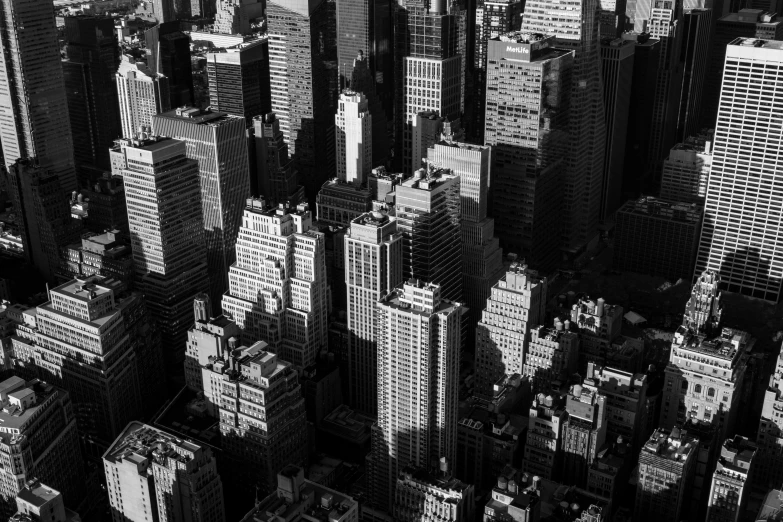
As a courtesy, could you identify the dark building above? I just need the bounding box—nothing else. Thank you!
[146,21,194,109]
[83,174,128,234]
[350,52,390,168]
[614,196,702,280]
[62,16,121,179]
[250,113,303,205]
[676,8,711,143]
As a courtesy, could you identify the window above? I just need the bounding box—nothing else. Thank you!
[708,388,716,398]
[694,384,702,393]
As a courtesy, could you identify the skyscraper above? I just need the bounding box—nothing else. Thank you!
[345,210,402,415]
[369,280,463,510]
[116,56,170,138]
[0,0,77,194]
[335,91,372,184]
[62,16,121,174]
[146,21,194,109]
[676,8,711,142]
[0,377,84,518]
[153,107,251,311]
[103,422,226,522]
[394,165,462,301]
[474,264,547,397]
[206,38,270,125]
[214,0,264,34]
[756,339,783,489]
[349,52,391,168]
[695,37,783,302]
[483,34,573,271]
[251,113,301,204]
[267,0,336,199]
[520,0,607,252]
[659,131,713,203]
[118,136,210,373]
[522,392,567,480]
[221,199,329,369]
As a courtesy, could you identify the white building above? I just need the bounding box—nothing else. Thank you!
[335,91,372,184]
[116,55,170,139]
[660,131,713,204]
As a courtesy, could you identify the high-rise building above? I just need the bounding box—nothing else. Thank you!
[394,464,475,522]
[221,199,329,369]
[522,392,567,480]
[0,378,84,518]
[411,113,463,173]
[635,427,698,522]
[344,210,403,415]
[520,0,606,253]
[251,113,302,204]
[0,0,77,194]
[118,136,210,372]
[523,321,579,394]
[561,384,608,488]
[695,37,783,302]
[369,280,463,510]
[471,0,523,143]
[659,131,713,203]
[103,422,225,522]
[6,160,82,283]
[206,341,307,498]
[428,141,504,334]
[59,230,134,292]
[267,0,336,199]
[600,37,635,219]
[335,91,372,184]
[316,179,373,227]
[62,16,121,174]
[152,107,250,311]
[614,196,703,280]
[483,34,573,270]
[116,56,170,139]
[474,264,547,397]
[394,166,462,301]
[705,436,756,522]
[151,0,175,22]
[756,339,783,489]
[401,3,465,174]
[146,21,194,109]
[206,38,270,125]
[676,8,711,142]
[349,52,390,168]
[81,174,128,234]
[214,0,263,34]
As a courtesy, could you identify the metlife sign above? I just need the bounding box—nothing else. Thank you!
[506,46,530,54]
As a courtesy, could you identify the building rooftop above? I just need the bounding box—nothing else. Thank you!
[103,421,205,468]
[156,106,240,127]
[496,31,549,43]
[399,164,457,191]
[641,427,697,463]
[717,435,756,474]
[675,327,751,362]
[55,277,113,302]
[0,379,59,440]
[16,481,60,508]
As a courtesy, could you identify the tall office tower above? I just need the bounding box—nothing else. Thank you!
[62,16,121,174]
[22,277,165,448]
[335,91,372,184]
[0,377,84,518]
[471,0,523,143]
[394,166,462,301]
[335,0,392,96]
[119,137,210,372]
[349,52,390,168]
[401,2,464,174]
[411,113,462,172]
[474,264,547,397]
[601,0,629,35]
[152,0,175,21]
[146,21,194,109]
[484,34,573,270]
[6,160,82,283]
[152,107,251,311]
[696,38,783,301]
[705,436,756,522]
[520,0,606,253]
[344,211,403,415]
[116,56,170,139]
[600,38,634,219]
[523,321,579,394]
[214,0,264,34]
[583,364,650,450]
[0,0,76,194]
[427,141,503,334]
[522,393,567,480]
[251,113,301,204]
[369,281,463,510]
[620,32,660,199]
[206,38,270,125]
[104,422,226,522]
[394,464,475,521]
[267,0,336,200]
[184,294,240,396]
[561,384,608,487]
[660,274,752,444]
[645,0,685,185]
[676,9,711,142]
[701,11,783,129]
[757,340,783,489]
[635,428,697,522]
[221,199,329,369]
[659,131,713,203]
[207,341,307,498]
